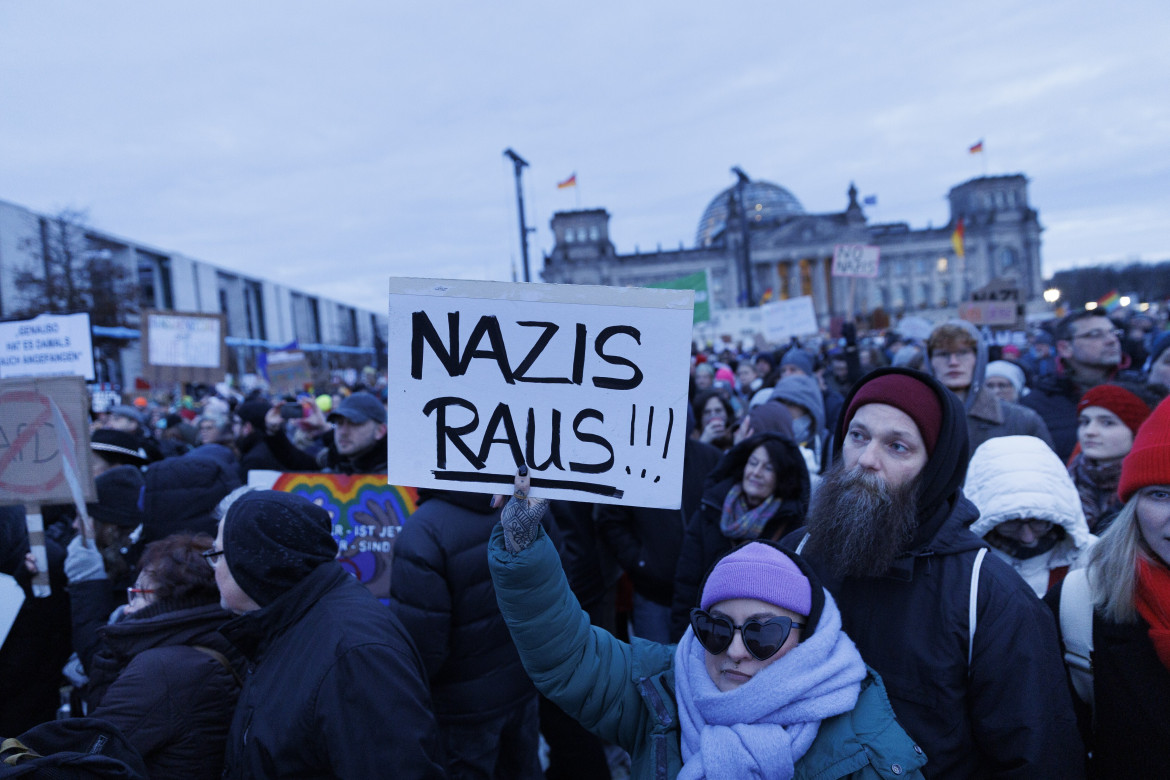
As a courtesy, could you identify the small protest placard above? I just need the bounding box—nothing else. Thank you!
[387,278,694,509]
[832,244,881,278]
[142,310,227,385]
[265,350,312,393]
[760,296,820,342]
[0,313,95,381]
[248,472,417,604]
[0,376,96,507]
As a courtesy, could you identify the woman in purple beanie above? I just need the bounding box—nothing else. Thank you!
[489,470,925,780]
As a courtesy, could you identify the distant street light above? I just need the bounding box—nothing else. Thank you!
[731,166,752,308]
[1119,296,1132,307]
[1085,302,1098,310]
[503,148,533,283]
[1043,288,1060,304]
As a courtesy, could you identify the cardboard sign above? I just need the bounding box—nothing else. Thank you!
[142,310,227,385]
[265,350,312,393]
[0,376,96,506]
[0,313,95,381]
[248,472,417,603]
[387,278,694,508]
[760,296,820,342]
[959,301,1018,327]
[832,244,880,278]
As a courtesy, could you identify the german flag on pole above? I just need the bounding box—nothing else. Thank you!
[557,173,577,189]
[951,218,966,258]
[969,140,984,154]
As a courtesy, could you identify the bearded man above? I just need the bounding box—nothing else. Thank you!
[785,367,1084,779]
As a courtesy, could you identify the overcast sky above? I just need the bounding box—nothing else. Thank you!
[2,2,1167,314]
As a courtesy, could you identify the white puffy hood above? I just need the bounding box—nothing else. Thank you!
[965,435,1094,551]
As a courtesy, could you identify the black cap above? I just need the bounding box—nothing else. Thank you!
[90,430,149,464]
[90,465,145,528]
[222,491,338,606]
[327,391,386,425]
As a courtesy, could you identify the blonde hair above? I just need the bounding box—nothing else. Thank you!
[1086,497,1146,623]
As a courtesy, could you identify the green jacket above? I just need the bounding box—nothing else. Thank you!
[489,524,926,780]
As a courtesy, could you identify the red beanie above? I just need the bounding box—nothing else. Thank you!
[844,373,942,455]
[1077,384,1153,436]
[1119,397,1170,503]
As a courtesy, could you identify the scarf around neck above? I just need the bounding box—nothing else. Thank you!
[720,484,781,540]
[672,590,866,779]
[1135,557,1170,672]
[1070,455,1123,532]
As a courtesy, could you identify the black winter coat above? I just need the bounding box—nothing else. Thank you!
[670,432,809,641]
[1045,579,1170,778]
[791,366,1084,779]
[264,427,388,474]
[220,563,445,779]
[596,438,721,606]
[1021,372,1087,462]
[389,489,537,723]
[88,602,242,780]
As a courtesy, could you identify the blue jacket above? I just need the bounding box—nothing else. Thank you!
[489,524,926,780]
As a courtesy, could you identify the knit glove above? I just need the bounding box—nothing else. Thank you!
[65,535,107,583]
[500,468,547,554]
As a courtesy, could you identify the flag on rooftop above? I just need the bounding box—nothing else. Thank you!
[863,195,877,206]
[557,173,577,189]
[951,218,966,258]
[968,140,984,154]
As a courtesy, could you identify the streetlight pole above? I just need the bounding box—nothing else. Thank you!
[732,167,753,307]
[503,148,533,283]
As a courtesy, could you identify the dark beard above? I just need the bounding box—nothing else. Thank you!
[804,460,920,579]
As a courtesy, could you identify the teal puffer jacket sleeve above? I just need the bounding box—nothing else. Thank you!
[488,522,669,751]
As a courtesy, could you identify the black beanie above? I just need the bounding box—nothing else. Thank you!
[222,490,338,606]
[90,465,145,528]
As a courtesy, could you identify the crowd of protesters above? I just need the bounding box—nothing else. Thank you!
[1,304,1169,778]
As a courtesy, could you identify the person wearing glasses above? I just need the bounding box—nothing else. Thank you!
[208,490,445,779]
[489,470,925,780]
[1023,309,1128,461]
[84,533,242,780]
[925,320,1053,456]
[964,435,1096,597]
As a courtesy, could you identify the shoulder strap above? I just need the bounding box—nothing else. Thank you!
[2,736,40,765]
[968,548,987,669]
[190,644,244,688]
[795,532,810,554]
[1059,567,1094,708]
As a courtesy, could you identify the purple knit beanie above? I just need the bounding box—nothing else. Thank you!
[700,542,812,616]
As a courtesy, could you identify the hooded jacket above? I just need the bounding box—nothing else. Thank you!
[671,433,810,641]
[926,320,1053,456]
[770,375,829,486]
[965,435,1096,596]
[785,367,1084,779]
[87,602,243,780]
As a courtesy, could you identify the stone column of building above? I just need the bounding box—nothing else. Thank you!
[810,255,831,326]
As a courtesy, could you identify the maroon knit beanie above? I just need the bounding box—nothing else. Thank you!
[1077,384,1153,436]
[844,373,942,455]
[1118,397,1170,503]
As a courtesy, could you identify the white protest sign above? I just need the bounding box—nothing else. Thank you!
[832,244,880,278]
[387,278,694,509]
[760,296,819,342]
[0,313,95,381]
[0,574,24,651]
[146,313,223,368]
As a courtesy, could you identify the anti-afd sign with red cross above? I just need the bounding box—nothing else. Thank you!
[0,376,96,506]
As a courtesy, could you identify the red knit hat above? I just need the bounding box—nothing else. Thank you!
[844,373,942,455]
[1119,397,1170,502]
[1077,384,1153,436]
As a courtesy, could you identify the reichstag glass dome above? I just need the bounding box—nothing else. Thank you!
[695,180,805,247]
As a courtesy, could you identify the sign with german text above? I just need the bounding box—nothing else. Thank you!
[832,244,880,278]
[0,313,95,381]
[248,471,416,604]
[387,278,694,509]
[760,296,819,342]
[0,376,96,507]
[142,310,227,384]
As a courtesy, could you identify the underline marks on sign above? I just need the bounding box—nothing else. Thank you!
[432,470,624,499]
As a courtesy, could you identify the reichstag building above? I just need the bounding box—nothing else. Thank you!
[540,174,1043,329]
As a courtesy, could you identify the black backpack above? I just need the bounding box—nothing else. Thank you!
[0,718,146,779]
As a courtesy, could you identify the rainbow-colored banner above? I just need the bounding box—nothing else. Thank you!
[1096,290,1121,312]
[249,472,418,604]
